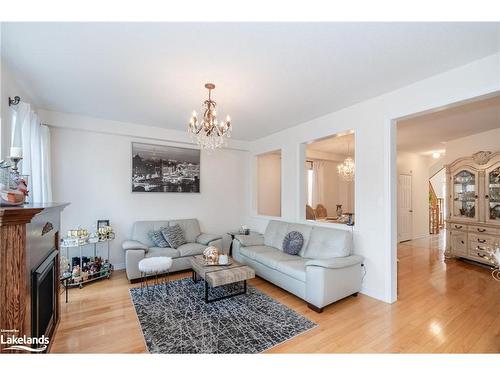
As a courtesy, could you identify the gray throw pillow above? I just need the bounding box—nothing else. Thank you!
[148,228,169,248]
[282,231,304,255]
[161,224,187,249]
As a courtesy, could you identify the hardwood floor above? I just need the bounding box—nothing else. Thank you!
[50,234,500,353]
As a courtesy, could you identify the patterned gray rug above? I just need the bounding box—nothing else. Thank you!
[129,277,317,353]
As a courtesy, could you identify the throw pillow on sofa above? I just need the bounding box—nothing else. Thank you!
[148,228,169,248]
[282,231,304,255]
[161,224,187,249]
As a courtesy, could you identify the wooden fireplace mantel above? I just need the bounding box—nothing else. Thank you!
[0,202,69,225]
[0,202,69,354]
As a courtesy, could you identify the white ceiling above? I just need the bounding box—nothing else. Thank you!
[2,22,500,141]
[397,94,500,155]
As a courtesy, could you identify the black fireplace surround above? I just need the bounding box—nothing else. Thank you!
[31,249,58,344]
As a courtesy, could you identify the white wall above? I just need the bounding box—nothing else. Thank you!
[0,61,37,160]
[397,152,433,240]
[444,127,500,161]
[429,127,500,176]
[256,152,281,217]
[246,53,500,303]
[44,111,250,269]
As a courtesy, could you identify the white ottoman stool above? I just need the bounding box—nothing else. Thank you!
[138,256,172,295]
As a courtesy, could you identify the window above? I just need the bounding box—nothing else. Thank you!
[304,131,355,223]
[256,150,282,217]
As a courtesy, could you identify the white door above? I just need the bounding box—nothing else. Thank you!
[398,174,413,242]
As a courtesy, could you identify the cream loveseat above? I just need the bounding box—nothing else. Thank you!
[122,219,224,281]
[232,220,364,312]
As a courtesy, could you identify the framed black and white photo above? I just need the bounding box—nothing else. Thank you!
[131,142,200,193]
[97,219,110,229]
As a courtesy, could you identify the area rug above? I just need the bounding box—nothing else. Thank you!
[129,277,317,353]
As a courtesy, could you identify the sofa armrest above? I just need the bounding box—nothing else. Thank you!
[122,240,149,251]
[196,233,222,246]
[305,255,364,269]
[235,233,264,247]
[125,249,146,281]
[208,238,224,253]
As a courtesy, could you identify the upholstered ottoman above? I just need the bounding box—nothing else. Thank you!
[138,256,172,294]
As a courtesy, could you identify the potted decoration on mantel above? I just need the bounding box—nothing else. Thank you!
[0,160,29,206]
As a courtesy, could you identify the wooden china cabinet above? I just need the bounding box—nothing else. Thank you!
[445,151,500,265]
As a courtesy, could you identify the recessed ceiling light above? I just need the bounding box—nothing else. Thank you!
[432,152,441,159]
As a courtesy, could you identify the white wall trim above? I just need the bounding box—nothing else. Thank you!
[39,109,250,152]
[386,118,398,303]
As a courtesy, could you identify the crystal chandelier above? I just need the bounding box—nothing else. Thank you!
[337,142,355,181]
[188,83,231,150]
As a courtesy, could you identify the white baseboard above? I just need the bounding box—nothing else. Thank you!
[113,263,125,270]
[360,286,388,303]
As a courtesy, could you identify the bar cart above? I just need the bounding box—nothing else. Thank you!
[60,238,114,289]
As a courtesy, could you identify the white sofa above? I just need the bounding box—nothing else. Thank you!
[232,220,364,312]
[122,219,225,281]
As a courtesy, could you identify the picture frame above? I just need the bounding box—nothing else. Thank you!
[131,142,201,193]
[97,220,110,229]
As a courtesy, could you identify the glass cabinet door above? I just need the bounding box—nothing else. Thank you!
[487,165,500,222]
[452,169,477,220]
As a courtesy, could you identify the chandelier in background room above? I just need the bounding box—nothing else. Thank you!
[337,142,355,182]
[188,83,231,150]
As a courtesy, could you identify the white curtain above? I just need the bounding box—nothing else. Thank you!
[10,102,52,203]
[311,160,326,207]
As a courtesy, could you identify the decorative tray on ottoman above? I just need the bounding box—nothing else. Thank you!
[202,260,233,267]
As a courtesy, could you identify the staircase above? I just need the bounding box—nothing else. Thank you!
[429,182,444,234]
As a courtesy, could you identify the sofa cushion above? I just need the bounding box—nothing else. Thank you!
[275,259,307,282]
[303,227,352,259]
[286,223,313,256]
[162,224,187,249]
[282,231,304,255]
[239,245,275,260]
[235,234,264,247]
[132,220,169,247]
[148,229,169,248]
[146,247,180,259]
[305,255,364,269]
[177,243,206,257]
[253,248,301,269]
[169,219,201,243]
[264,220,289,251]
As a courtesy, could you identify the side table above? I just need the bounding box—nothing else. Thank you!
[227,230,258,256]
